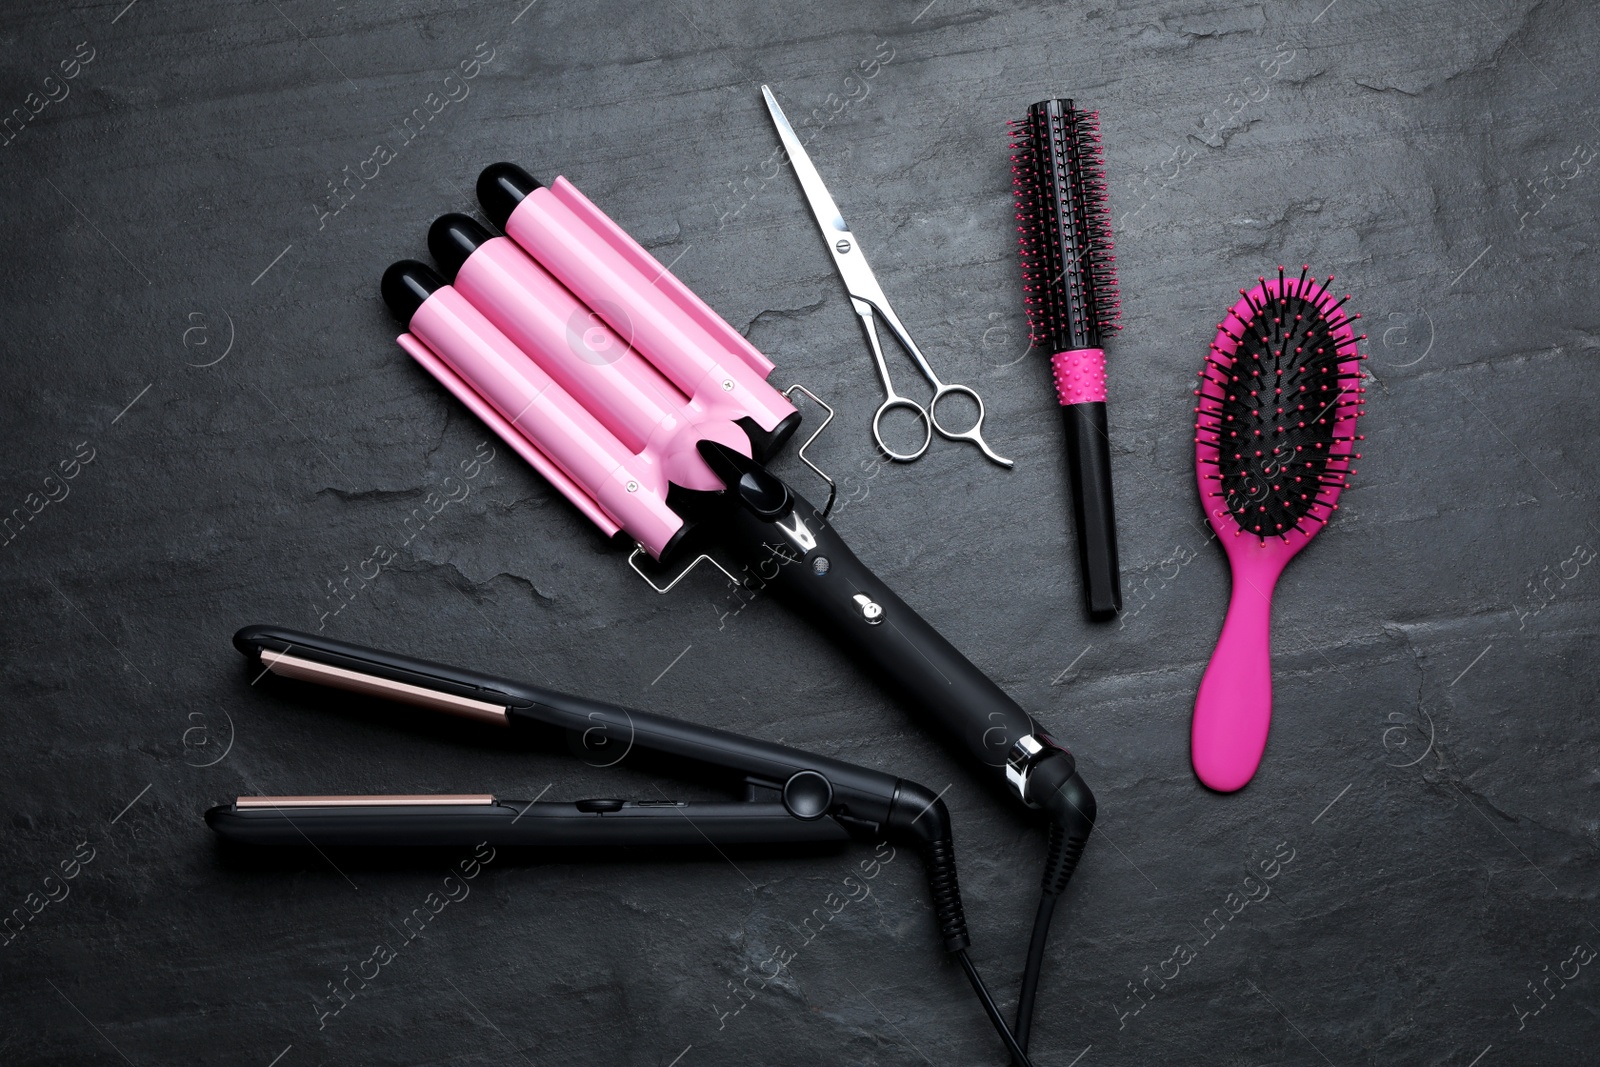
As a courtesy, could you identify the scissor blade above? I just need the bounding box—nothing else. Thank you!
[761,86,849,238]
[761,85,883,304]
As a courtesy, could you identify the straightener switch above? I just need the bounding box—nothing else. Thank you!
[782,770,834,820]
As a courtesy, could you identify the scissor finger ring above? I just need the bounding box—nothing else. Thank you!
[872,396,933,462]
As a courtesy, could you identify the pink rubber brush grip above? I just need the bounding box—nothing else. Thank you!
[454,236,750,493]
[503,178,796,438]
[404,286,685,558]
[1050,348,1106,404]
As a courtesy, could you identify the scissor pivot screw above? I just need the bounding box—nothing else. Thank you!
[721,379,734,391]
[836,239,852,254]
[626,481,639,493]
[852,593,883,624]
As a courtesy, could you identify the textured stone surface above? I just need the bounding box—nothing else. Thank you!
[2,0,1597,1064]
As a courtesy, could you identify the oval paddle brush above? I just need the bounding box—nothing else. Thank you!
[1191,266,1366,792]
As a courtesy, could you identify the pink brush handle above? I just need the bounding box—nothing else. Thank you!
[1191,554,1285,792]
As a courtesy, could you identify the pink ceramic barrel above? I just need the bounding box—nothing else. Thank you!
[400,285,685,558]
[454,236,750,492]
[500,177,796,440]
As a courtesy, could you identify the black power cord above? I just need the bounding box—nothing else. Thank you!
[891,756,1094,1064]
[921,836,1036,1067]
[892,783,1035,1066]
[1017,884,1061,1049]
[1014,765,1097,1056]
[958,948,1033,1067]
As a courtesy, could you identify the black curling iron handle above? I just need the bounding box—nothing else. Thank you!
[695,442,1044,779]
[1062,400,1121,618]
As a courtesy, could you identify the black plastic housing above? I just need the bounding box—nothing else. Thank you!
[693,442,1045,777]
[205,800,852,848]
[737,412,804,465]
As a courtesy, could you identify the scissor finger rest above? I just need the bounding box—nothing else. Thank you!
[929,383,1014,468]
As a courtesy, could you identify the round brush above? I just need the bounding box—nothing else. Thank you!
[1010,98,1123,619]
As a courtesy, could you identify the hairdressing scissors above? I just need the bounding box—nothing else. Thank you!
[761,86,1012,468]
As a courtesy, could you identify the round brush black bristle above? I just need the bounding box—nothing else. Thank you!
[1193,266,1368,540]
[1010,99,1120,354]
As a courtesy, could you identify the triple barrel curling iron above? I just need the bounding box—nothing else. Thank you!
[377,161,1094,1056]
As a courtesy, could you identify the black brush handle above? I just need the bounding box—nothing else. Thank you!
[1061,400,1121,617]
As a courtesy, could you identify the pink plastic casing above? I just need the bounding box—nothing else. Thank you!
[1191,278,1360,793]
[499,177,796,445]
[452,235,750,493]
[398,285,685,558]
[1050,348,1107,405]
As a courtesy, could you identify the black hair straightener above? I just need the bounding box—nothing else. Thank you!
[209,625,1034,1064]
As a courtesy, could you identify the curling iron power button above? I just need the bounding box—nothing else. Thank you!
[851,593,884,624]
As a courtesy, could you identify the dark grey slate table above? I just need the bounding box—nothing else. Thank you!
[3,1,1596,1064]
